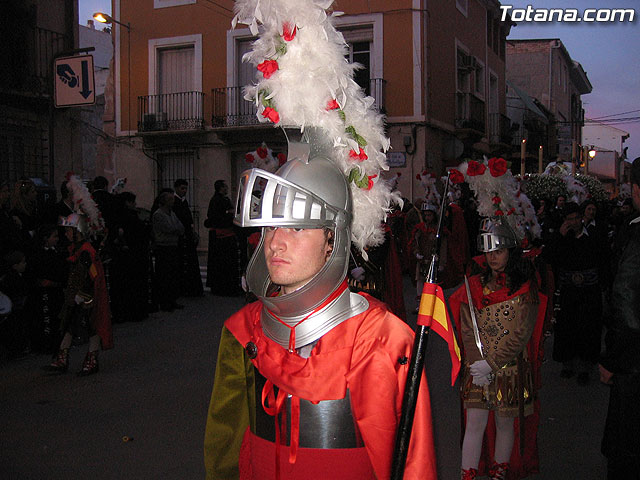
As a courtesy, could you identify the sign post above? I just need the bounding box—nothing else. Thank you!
[54,55,95,107]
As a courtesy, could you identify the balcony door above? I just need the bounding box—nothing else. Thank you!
[157,45,195,128]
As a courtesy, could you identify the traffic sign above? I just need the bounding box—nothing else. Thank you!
[54,55,96,107]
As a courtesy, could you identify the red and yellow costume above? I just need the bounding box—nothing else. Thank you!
[204,293,436,479]
[449,275,546,479]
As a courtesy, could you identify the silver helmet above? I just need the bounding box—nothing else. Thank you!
[234,128,365,349]
[59,213,89,235]
[477,217,518,253]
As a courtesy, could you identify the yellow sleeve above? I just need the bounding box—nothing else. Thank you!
[204,326,255,480]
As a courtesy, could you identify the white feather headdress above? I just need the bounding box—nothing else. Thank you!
[233,0,400,252]
[65,173,106,234]
[455,157,541,243]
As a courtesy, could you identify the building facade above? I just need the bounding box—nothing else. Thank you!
[0,0,82,198]
[101,0,513,239]
[506,38,592,168]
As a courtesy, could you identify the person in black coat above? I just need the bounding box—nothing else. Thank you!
[172,179,204,297]
[204,180,243,296]
[599,157,640,479]
[109,192,151,322]
[544,202,604,385]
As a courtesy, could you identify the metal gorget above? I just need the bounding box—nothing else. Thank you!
[261,288,368,350]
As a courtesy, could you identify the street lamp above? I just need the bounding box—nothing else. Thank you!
[93,11,132,135]
[93,12,130,31]
[588,148,597,159]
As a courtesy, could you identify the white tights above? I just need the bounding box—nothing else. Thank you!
[461,408,514,469]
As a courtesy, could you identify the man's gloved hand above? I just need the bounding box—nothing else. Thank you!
[350,266,366,281]
[469,359,492,377]
[472,374,491,386]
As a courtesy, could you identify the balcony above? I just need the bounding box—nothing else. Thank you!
[211,78,387,128]
[138,92,205,133]
[455,92,485,134]
[1,26,68,96]
[488,112,512,145]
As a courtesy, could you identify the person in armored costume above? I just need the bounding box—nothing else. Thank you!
[44,209,112,375]
[203,131,436,479]
[449,217,546,480]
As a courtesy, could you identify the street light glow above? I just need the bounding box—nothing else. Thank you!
[588,148,597,159]
[93,12,110,23]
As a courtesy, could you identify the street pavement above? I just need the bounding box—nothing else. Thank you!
[1,275,609,479]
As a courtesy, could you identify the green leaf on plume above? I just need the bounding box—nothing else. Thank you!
[338,110,346,122]
[348,168,369,189]
[345,126,368,147]
[259,90,274,109]
[276,40,287,57]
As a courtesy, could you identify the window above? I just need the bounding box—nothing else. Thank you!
[474,60,485,98]
[456,48,471,93]
[341,27,374,95]
[155,147,200,232]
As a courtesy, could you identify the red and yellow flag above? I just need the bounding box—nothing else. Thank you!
[417,282,461,385]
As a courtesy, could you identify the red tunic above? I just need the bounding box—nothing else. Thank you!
[68,242,113,350]
[204,294,436,479]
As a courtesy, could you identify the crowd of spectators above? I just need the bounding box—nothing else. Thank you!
[0,176,216,363]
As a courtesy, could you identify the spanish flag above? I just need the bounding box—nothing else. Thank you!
[417,282,461,385]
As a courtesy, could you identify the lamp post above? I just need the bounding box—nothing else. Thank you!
[93,12,131,135]
[93,12,130,32]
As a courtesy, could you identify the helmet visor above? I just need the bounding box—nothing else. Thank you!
[234,168,343,229]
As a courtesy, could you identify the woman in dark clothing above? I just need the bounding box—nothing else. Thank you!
[9,178,40,254]
[204,180,243,296]
[110,192,151,322]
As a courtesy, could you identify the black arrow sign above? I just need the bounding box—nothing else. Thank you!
[80,60,92,99]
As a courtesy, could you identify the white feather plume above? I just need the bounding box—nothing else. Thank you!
[65,173,106,234]
[233,0,399,252]
[457,158,541,243]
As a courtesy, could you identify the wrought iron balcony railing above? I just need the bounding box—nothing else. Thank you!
[455,92,485,134]
[1,26,68,95]
[138,91,205,132]
[212,78,386,128]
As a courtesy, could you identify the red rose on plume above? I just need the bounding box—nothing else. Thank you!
[257,60,279,79]
[262,107,280,124]
[349,147,368,161]
[449,169,465,184]
[422,170,428,176]
[282,23,297,42]
[326,99,340,110]
[488,157,508,177]
[507,207,516,215]
[366,174,377,190]
[245,153,255,163]
[492,195,501,205]
[495,209,504,216]
[277,153,287,166]
[416,174,421,180]
[256,147,268,159]
[430,173,436,178]
[467,160,486,176]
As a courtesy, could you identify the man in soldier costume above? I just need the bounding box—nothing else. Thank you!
[204,132,436,479]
